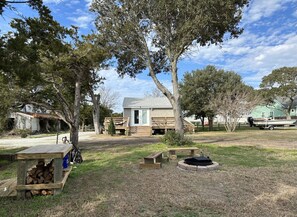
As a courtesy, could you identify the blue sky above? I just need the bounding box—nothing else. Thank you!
[1,0,297,112]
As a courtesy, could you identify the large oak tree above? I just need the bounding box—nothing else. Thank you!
[260,67,297,120]
[91,0,249,135]
[0,2,109,145]
[181,66,261,132]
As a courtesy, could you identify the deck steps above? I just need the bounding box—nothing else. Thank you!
[130,126,151,136]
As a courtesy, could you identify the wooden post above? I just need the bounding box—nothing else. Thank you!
[17,160,28,199]
[53,158,63,195]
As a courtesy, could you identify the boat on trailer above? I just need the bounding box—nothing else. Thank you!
[247,117,297,130]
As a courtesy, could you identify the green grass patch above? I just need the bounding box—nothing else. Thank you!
[195,144,297,167]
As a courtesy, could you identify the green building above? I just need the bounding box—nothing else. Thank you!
[251,100,297,119]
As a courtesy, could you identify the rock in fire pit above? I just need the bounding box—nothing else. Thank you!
[178,155,219,171]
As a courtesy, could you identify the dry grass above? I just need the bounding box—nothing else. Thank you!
[0,130,297,216]
[191,129,297,149]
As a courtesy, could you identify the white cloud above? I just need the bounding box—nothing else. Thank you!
[225,34,297,86]
[68,14,94,29]
[186,30,297,88]
[97,68,172,112]
[243,0,294,23]
[254,54,265,61]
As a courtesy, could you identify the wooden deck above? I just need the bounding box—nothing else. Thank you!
[152,117,195,132]
[0,178,17,197]
[104,117,130,134]
[104,116,195,136]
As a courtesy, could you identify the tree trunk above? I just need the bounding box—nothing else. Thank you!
[70,125,79,147]
[144,43,184,136]
[208,116,213,131]
[286,98,294,120]
[90,92,100,134]
[45,119,50,132]
[171,60,184,135]
[286,112,291,120]
[70,73,82,147]
[81,119,85,132]
[286,107,292,120]
[200,116,205,130]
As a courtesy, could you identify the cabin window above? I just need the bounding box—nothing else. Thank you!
[269,111,274,119]
[261,112,265,118]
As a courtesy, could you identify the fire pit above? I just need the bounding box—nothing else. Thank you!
[178,156,219,171]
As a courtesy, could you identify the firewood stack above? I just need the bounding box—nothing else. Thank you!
[25,159,55,197]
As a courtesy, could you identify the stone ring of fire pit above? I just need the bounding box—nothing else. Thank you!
[177,160,219,171]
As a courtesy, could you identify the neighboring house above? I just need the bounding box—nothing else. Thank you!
[104,97,195,136]
[251,100,297,120]
[8,105,64,133]
[185,113,251,125]
[9,112,61,133]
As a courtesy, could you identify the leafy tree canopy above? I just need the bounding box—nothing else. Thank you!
[0,1,110,145]
[180,65,243,117]
[91,0,249,134]
[260,66,297,119]
[180,65,260,132]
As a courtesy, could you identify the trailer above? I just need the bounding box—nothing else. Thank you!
[247,117,297,130]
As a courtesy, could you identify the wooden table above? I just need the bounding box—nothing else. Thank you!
[15,144,72,199]
[168,147,199,160]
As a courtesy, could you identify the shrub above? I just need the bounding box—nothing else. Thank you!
[15,129,30,138]
[161,130,193,146]
[108,118,116,136]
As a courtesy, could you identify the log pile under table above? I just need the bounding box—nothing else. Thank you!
[26,159,55,196]
[16,144,73,199]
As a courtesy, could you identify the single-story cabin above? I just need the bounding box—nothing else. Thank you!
[104,97,195,136]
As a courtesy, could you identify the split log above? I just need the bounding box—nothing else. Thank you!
[31,190,40,195]
[26,176,33,184]
[41,190,47,196]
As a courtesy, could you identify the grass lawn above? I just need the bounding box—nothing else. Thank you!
[0,131,297,216]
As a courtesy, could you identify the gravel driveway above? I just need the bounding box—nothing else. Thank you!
[0,132,96,148]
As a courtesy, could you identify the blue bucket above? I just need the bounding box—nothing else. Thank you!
[63,154,69,169]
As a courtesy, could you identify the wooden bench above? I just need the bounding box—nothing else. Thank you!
[168,147,198,160]
[139,152,163,169]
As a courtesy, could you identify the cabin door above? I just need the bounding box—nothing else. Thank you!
[131,109,149,126]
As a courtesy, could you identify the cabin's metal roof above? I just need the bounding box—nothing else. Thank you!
[123,97,172,109]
